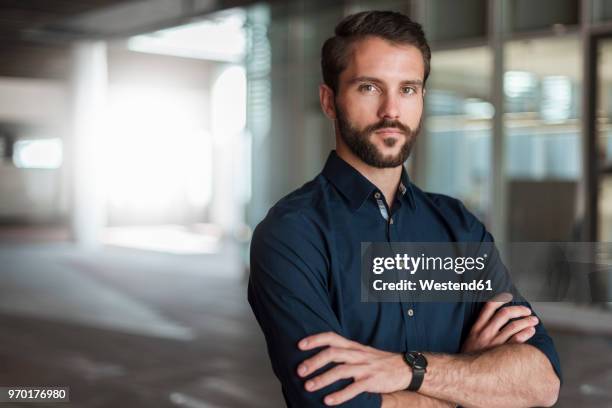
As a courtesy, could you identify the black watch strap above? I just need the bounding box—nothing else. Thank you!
[403,351,428,391]
[407,366,425,391]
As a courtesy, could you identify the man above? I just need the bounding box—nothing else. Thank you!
[248,10,561,407]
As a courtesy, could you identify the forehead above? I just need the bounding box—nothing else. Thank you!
[341,36,425,83]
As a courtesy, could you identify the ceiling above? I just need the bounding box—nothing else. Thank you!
[0,0,259,79]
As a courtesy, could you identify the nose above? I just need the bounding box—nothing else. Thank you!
[378,92,400,120]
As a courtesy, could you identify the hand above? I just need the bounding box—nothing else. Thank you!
[297,332,412,406]
[462,293,538,353]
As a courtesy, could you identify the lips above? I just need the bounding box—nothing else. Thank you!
[374,128,404,135]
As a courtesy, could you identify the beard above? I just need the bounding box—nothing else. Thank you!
[335,102,420,168]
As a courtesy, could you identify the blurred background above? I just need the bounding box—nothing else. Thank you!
[0,0,612,406]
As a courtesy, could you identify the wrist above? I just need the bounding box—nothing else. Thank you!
[381,393,399,408]
[395,353,413,390]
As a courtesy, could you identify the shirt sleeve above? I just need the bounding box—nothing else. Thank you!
[469,299,563,383]
[247,210,382,408]
[454,200,563,384]
[514,299,563,383]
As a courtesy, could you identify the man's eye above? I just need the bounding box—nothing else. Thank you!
[359,84,377,93]
[402,87,416,95]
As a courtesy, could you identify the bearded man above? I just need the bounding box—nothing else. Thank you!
[248,10,561,408]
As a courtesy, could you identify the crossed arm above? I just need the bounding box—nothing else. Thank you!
[249,219,560,407]
[297,297,560,408]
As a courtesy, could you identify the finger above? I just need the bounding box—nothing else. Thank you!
[509,326,536,343]
[298,347,364,377]
[490,292,514,303]
[484,306,533,336]
[471,292,513,333]
[324,379,369,406]
[299,332,362,351]
[492,316,539,345]
[305,364,362,392]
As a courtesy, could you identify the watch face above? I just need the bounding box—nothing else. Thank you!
[415,353,428,369]
[407,352,428,369]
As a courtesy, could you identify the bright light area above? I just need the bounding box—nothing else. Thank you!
[97,8,249,255]
[464,98,495,119]
[226,65,251,204]
[127,9,246,62]
[541,76,572,122]
[103,224,223,255]
[209,65,251,228]
[103,85,212,218]
[212,65,247,134]
[504,71,537,98]
[13,138,63,169]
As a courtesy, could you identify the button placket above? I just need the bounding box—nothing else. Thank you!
[374,191,389,222]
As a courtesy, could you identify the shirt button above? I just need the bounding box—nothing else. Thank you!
[374,192,381,199]
[407,308,414,317]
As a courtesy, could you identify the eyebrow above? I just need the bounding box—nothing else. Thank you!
[347,76,424,87]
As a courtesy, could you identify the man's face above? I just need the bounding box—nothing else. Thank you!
[332,36,425,168]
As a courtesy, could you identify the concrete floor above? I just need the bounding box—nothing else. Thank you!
[0,241,611,407]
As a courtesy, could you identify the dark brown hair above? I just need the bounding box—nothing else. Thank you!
[321,10,431,93]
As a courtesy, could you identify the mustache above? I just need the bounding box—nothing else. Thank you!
[363,118,411,135]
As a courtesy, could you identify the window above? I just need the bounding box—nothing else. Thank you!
[12,138,63,169]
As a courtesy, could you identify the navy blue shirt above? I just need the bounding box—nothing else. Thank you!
[248,150,562,407]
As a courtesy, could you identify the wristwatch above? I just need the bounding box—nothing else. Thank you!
[403,351,428,391]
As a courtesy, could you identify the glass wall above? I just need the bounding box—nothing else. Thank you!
[423,46,493,224]
[510,0,578,32]
[598,38,612,241]
[245,0,606,243]
[592,0,612,23]
[504,36,583,241]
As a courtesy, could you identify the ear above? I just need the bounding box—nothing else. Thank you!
[319,84,337,120]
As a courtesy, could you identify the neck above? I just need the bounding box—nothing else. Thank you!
[336,141,403,208]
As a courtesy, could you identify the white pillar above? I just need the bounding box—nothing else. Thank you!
[210,65,247,236]
[70,41,108,249]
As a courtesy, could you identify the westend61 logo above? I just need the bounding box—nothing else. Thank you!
[371,253,488,275]
[362,241,612,303]
[360,242,512,302]
[370,252,493,294]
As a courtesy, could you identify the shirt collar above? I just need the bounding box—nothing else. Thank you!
[399,164,417,210]
[322,150,417,211]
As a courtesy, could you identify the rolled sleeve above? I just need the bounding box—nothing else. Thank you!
[458,202,562,383]
[248,211,382,407]
[520,302,563,383]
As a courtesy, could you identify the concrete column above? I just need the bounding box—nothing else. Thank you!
[70,41,108,249]
[245,4,272,228]
[210,64,247,235]
[489,0,509,242]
